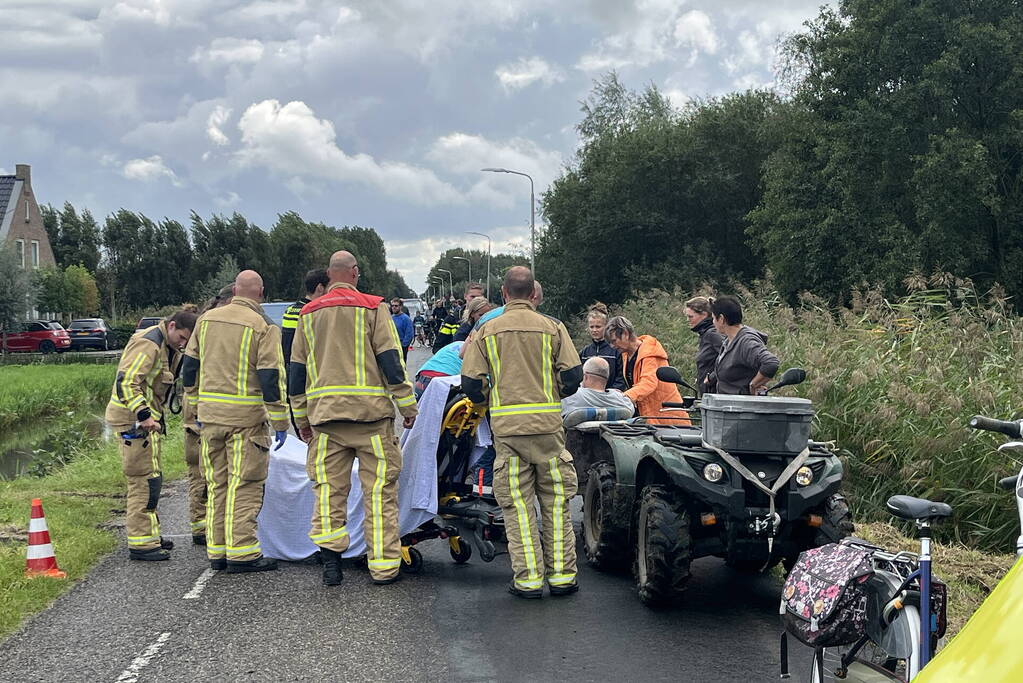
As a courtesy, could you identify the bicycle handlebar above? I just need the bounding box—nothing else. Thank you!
[969,415,1022,437]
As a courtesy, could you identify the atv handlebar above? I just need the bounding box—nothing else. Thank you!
[969,415,1022,438]
[661,399,696,410]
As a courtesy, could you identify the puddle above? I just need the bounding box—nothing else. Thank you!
[0,408,111,480]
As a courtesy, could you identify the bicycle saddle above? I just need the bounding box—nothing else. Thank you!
[886,495,952,521]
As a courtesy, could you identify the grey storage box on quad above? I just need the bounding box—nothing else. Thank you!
[700,394,814,455]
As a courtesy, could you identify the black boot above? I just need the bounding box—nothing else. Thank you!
[508,581,543,599]
[160,538,174,550]
[210,558,227,571]
[321,548,344,586]
[192,535,207,546]
[129,547,170,562]
[226,557,278,573]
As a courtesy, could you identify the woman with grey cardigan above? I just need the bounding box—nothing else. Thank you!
[685,296,724,396]
[706,296,779,395]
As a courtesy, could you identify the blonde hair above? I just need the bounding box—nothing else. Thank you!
[604,315,635,343]
[587,301,610,322]
[685,296,714,315]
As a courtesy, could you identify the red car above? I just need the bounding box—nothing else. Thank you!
[1,320,72,353]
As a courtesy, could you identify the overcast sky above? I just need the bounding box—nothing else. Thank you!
[0,0,830,293]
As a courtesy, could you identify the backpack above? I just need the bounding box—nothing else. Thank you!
[778,542,874,677]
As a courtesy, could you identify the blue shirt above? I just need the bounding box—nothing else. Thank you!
[420,341,464,376]
[391,312,414,347]
[474,305,505,329]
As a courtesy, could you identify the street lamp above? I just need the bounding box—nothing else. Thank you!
[452,256,471,289]
[431,278,445,300]
[437,268,454,301]
[466,231,492,299]
[481,167,534,273]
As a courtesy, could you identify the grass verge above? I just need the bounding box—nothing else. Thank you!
[0,418,185,640]
[0,365,115,432]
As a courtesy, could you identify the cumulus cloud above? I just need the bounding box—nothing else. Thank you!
[674,10,719,63]
[495,57,564,91]
[122,155,181,186]
[206,105,232,146]
[236,99,462,205]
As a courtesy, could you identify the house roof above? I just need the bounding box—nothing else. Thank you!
[0,175,20,242]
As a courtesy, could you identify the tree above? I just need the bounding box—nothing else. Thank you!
[33,267,70,317]
[34,265,100,319]
[65,265,99,316]
[194,255,240,305]
[0,245,34,351]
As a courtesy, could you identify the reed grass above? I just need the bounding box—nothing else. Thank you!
[0,365,114,432]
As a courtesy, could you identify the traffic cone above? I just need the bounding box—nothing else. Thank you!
[25,498,67,579]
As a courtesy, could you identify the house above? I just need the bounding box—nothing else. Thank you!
[0,164,56,270]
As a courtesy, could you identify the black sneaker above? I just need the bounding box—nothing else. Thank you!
[210,558,227,571]
[321,548,343,586]
[160,538,174,550]
[192,535,207,546]
[372,574,402,586]
[225,557,278,573]
[508,581,543,599]
[129,548,171,562]
[549,581,579,597]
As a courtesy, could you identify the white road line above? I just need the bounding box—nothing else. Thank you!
[114,632,171,682]
[182,568,216,600]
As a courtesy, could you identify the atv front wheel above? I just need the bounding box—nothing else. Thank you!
[583,462,630,573]
[634,485,691,607]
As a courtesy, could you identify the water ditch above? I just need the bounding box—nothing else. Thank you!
[0,404,112,480]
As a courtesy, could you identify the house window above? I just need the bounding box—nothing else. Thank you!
[31,240,40,268]
[15,239,24,268]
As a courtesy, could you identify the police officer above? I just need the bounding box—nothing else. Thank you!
[182,270,290,573]
[289,250,417,587]
[461,267,583,598]
[281,268,329,367]
[106,310,197,561]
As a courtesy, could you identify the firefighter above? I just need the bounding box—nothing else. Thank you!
[281,268,329,367]
[105,310,197,561]
[288,250,417,587]
[461,266,583,598]
[182,283,235,545]
[181,270,290,573]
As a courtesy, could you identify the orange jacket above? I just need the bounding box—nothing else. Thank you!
[623,335,690,426]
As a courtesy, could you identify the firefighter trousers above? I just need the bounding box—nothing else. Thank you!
[116,426,164,552]
[200,423,271,562]
[183,426,207,536]
[306,419,403,581]
[493,432,579,592]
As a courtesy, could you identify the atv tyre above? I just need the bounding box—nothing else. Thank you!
[634,485,691,607]
[782,493,855,573]
[582,462,630,573]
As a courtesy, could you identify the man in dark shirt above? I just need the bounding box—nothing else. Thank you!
[281,268,329,367]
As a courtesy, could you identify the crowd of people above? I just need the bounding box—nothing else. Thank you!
[104,254,780,598]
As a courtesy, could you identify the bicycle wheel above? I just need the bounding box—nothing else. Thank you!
[810,606,920,682]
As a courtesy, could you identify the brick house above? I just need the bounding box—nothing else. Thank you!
[0,164,56,271]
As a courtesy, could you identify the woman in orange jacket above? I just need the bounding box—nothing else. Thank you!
[605,316,690,426]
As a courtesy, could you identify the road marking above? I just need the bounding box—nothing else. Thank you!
[182,568,216,600]
[114,632,171,682]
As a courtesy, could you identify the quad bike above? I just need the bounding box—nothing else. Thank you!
[573,367,853,607]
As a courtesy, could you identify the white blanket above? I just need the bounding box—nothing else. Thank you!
[256,375,490,560]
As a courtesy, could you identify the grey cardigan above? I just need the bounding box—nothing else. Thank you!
[709,325,779,395]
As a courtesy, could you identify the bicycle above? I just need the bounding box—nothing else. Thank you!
[804,414,1023,682]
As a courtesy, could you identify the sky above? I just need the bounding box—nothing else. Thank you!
[0,0,831,293]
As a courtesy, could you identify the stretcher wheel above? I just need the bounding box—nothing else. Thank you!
[449,537,472,564]
[401,547,424,574]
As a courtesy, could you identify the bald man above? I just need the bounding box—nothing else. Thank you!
[289,250,418,586]
[182,269,290,574]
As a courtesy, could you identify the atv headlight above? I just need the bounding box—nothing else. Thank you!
[703,463,724,483]
[795,466,814,487]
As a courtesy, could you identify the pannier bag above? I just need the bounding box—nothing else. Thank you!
[778,543,873,677]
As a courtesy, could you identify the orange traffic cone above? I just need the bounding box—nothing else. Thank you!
[25,498,67,579]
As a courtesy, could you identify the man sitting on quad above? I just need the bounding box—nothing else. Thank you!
[561,357,634,427]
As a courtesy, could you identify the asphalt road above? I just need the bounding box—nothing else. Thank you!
[0,346,815,682]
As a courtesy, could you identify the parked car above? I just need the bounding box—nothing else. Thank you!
[136,316,162,330]
[1,321,72,353]
[261,302,291,327]
[67,318,112,351]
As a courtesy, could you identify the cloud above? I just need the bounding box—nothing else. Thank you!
[236,99,462,205]
[576,0,690,70]
[206,105,232,146]
[191,37,265,65]
[385,226,531,292]
[214,190,241,207]
[495,57,565,91]
[673,10,719,64]
[122,155,181,186]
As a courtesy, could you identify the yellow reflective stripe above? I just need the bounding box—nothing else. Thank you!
[120,352,146,409]
[310,527,349,543]
[198,320,209,393]
[127,535,160,545]
[490,402,562,416]
[226,543,261,556]
[395,394,415,408]
[368,558,401,569]
[268,409,288,420]
[371,435,386,561]
[237,327,253,397]
[542,333,554,403]
[302,314,318,384]
[314,432,330,539]
[549,456,565,575]
[514,578,544,589]
[485,335,501,407]
[190,521,205,531]
[355,308,366,386]
[200,435,217,552]
[547,573,577,585]
[292,407,308,418]
[508,456,539,581]
[198,391,263,404]
[187,396,199,406]
[225,433,243,550]
[150,432,161,475]
[307,385,387,398]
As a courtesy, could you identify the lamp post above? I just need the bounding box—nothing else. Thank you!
[466,231,492,299]
[452,256,471,290]
[431,278,444,301]
[437,268,453,302]
[481,167,534,273]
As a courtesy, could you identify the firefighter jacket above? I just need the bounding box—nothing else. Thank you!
[181,296,289,432]
[460,299,583,437]
[281,297,310,367]
[288,282,417,429]
[105,321,180,426]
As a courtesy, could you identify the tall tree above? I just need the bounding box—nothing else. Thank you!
[0,245,34,349]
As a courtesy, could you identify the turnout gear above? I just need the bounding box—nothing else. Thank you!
[182,296,288,564]
[461,299,583,594]
[432,313,460,353]
[105,322,179,554]
[182,382,207,539]
[281,297,310,367]
[289,282,417,582]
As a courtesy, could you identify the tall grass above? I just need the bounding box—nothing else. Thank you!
[0,365,115,432]
[619,276,1023,552]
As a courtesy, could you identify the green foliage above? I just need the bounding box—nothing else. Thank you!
[193,255,239,306]
[0,364,114,432]
[32,265,99,320]
[0,245,34,340]
[621,279,1023,552]
[41,202,101,272]
[425,248,529,303]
